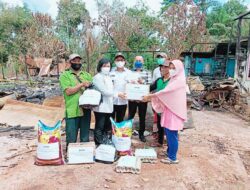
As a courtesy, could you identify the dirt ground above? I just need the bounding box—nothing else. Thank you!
[0,109,249,190]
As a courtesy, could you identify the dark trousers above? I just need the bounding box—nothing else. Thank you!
[157,114,164,145]
[94,112,112,145]
[112,104,127,122]
[128,101,147,136]
[65,108,91,147]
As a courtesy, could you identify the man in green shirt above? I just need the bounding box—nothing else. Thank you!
[59,54,93,149]
[148,59,170,147]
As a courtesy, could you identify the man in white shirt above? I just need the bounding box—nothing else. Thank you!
[110,52,130,122]
[127,55,151,142]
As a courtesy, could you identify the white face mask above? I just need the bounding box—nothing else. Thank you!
[101,67,110,75]
[115,61,125,68]
[169,69,177,77]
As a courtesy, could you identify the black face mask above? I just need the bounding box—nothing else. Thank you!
[71,63,82,71]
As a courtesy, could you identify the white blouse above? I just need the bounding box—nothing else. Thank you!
[92,73,114,113]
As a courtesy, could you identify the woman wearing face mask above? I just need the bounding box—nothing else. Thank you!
[59,54,92,152]
[92,58,114,145]
[127,55,152,143]
[144,60,187,164]
[110,53,131,122]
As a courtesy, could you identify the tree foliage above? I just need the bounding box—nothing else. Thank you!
[56,0,90,54]
[0,0,249,76]
[126,5,162,51]
[0,3,32,64]
[206,0,248,41]
[97,0,140,51]
[159,0,208,58]
[20,13,66,58]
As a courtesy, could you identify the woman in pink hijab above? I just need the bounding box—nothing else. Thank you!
[144,59,187,164]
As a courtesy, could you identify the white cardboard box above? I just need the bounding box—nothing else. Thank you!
[125,83,149,101]
[95,144,116,162]
[67,142,95,164]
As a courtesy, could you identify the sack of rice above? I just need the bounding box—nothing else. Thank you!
[110,118,133,155]
[35,120,64,165]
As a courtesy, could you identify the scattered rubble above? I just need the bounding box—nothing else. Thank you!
[187,76,250,120]
[0,124,34,133]
[0,122,36,141]
[188,76,205,91]
[0,77,62,106]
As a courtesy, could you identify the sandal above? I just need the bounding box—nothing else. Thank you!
[160,157,179,164]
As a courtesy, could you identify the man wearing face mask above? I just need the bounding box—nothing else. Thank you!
[148,59,171,147]
[110,52,131,122]
[59,54,92,151]
[151,52,168,140]
[152,52,168,82]
[127,55,152,142]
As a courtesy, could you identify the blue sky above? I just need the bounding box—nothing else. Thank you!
[1,0,250,19]
[23,0,51,13]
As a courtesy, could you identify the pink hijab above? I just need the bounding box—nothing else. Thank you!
[151,59,187,121]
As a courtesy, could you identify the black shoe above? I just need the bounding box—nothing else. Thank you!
[139,135,146,142]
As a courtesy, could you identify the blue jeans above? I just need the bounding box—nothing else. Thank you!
[165,128,178,161]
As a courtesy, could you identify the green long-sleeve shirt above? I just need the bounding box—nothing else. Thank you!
[59,69,92,118]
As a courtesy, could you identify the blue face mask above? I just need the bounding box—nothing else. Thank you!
[134,61,143,69]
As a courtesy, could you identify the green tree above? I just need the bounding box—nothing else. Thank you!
[15,13,66,59]
[206,0,248,41]
[56,0,90,54]
[0,3,33,59]
[97,0,136,51]
[0,3,33,77]
[126,5,161,51]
